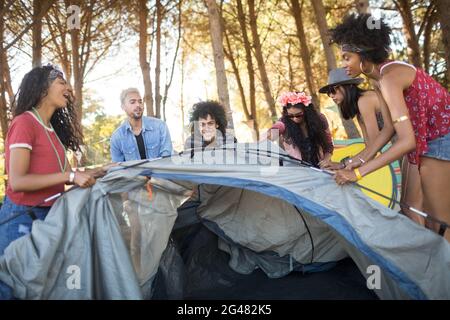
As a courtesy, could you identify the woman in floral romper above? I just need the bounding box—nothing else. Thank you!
[330,14,450,242]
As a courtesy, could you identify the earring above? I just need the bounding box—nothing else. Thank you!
[359,61,375,75]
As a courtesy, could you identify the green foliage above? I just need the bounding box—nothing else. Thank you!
[83,113,124,166]
[82,94,124,166]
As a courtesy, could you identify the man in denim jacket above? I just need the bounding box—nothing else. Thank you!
[110,88,173,162]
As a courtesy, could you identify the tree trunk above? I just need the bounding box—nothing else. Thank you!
[288,41,294,91]
[1,49,13,106]
[138,0,154,117]
[435,0,450,86]
[0,0,10,140]
[311,0,359,138]
[248,0,277,122]
[180,49,186,142]
[236,0,258,139]
[310,0,336,72]
[46,4,72,82]
[162,0,182,122]
[32,0,43,68]
[4,0,55,51]
[423,8,436,74]
[290,0,319,108]
[205,0,233,129]
[154,0,162,119]
[70,22,83,125]
[394,0,422,68]
[224,30,250,121]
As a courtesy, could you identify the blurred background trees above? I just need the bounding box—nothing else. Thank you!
[0,0,448,176]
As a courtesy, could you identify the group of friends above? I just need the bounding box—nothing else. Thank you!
[0,13,449,299]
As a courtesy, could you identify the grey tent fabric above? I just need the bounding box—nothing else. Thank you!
[195,186,347,277]
[0,174,191,299]
[0,142,449,299]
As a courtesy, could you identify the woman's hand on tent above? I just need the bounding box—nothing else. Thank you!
[345,159,362,170]
[99,162,119,176]
[319,159,342,170]
[334,169,357,185]
[88,163,118,178]
[73,171,97,188]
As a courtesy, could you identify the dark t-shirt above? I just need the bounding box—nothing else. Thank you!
[134,132,147,160]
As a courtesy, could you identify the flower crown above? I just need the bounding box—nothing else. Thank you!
[278,91,312,107]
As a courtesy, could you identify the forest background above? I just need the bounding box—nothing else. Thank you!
[0,0,448,196]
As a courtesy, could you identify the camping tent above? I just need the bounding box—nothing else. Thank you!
[0,142,449,300]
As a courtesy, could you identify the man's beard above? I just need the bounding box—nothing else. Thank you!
[132,112,143,120]
[202,132,216,143]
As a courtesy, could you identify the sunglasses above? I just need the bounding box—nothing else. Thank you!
[327,86,339,97]
[286,111,304,119]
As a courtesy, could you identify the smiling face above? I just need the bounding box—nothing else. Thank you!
[43,77,71,109]
[341,50,363,78]
[285,106,305,124]
[198,114,219,142]
[122,91,144,120]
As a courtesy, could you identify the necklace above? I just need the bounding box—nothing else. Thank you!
[32,107,67,173]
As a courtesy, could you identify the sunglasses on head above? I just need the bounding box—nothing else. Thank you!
[286,111,304,119]
[45,63,65,81]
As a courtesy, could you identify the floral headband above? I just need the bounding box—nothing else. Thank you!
[278,91,312,107]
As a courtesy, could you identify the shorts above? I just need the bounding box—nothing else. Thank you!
[423,132,450,162]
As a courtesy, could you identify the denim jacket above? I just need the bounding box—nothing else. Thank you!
[110,116,173,162]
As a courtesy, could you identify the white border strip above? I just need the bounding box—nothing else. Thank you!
[10,143,32,150]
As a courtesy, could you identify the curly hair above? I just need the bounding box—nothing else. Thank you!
[12,65,84,152]
[329,13,392,64]
[189,100,227,137]
[338,84,366,120]
[281,103,330,166]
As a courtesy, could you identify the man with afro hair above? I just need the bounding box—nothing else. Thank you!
[184,100,237,151]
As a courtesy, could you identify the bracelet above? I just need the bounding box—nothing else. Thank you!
[354,168,363,180]
[341,157,352,166]
[358,157,366,164]
[69,171,76,183]
[393,115,409,124]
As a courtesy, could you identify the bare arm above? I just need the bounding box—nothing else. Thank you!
[335,69,416,184]
[9,148,96,192]
[84,163,118,178]
[346,92,395,168]
[358,88,395,162]
[359,75,415,176]
[358,95,380,147]
[263,121,285,142]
